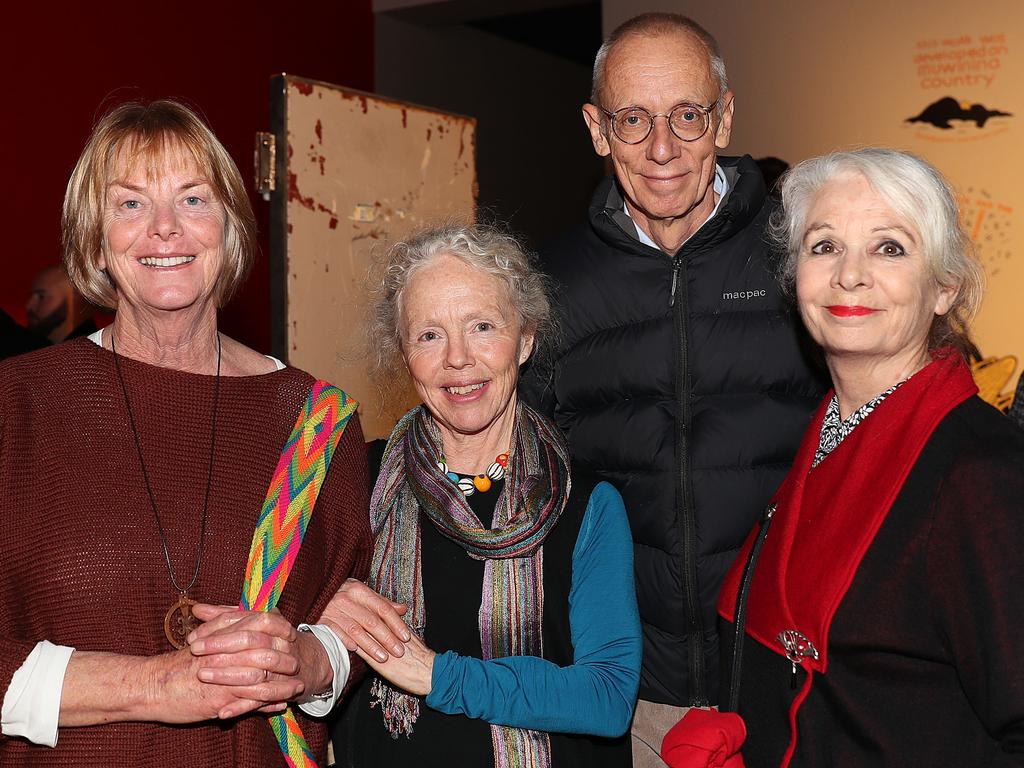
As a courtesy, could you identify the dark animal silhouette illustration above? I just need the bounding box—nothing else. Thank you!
[907,96,1012,129]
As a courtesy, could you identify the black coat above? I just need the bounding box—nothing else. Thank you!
[725,397,1024,766]
[521,155,826,706]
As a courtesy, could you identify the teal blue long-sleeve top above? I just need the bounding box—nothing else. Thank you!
[425,481,642,737]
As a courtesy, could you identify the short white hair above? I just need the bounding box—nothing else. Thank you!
[772,148,984,356]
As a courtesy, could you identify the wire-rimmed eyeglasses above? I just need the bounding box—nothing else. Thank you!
[599,101,718,144]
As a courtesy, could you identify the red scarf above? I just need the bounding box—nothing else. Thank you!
[663,350,977,768]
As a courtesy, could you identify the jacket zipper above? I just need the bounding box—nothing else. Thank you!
[672,255,706,706]
[603,206,709,705]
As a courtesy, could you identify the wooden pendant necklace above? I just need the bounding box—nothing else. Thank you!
[111,332,222,650]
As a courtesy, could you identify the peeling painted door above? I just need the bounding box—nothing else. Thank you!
[268,74,477,440]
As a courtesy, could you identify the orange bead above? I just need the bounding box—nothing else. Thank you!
[473,474,492,492]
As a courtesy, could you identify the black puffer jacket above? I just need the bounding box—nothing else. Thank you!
[521,155,826,706]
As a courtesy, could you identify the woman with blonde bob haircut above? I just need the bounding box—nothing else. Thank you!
[63,100,257,310]
[0,99,372,766]
[662,149,1024,767]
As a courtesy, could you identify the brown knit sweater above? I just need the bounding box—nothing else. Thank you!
[0,338,371,766]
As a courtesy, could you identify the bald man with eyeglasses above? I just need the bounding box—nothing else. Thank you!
[520,13,826,766]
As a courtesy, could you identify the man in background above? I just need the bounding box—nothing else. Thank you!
[521,13,825,765]
[0,310,46,360]
[26,264,96,343]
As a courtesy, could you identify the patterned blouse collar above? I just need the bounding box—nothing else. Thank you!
[812,379,910,469]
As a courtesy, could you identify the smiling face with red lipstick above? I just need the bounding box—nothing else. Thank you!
[796,171,958,389]
[400,253,535,471]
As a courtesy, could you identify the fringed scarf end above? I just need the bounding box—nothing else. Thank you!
[370,676,421,739]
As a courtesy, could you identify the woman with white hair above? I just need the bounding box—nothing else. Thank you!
[662,148,1024,767]
[322,222,642,767]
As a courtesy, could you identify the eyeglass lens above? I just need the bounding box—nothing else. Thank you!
[611,105,709,143]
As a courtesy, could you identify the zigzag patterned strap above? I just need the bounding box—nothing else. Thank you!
[240,381,358,768]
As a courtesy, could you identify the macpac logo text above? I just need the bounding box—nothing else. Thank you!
[723,289,767,300]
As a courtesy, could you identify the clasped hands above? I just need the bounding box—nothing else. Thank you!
[181,579,435,722]
[181,604,330,720]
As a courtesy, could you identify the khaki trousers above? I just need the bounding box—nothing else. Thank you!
[630,699,691,768]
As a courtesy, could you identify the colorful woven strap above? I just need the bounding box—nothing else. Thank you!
[240,381,357,768]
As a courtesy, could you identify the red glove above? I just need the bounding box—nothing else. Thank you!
[661,708,747,768]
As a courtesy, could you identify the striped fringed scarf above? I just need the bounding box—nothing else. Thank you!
[368,402,571,768]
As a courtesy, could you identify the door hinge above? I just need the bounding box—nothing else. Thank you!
[254,132,276,201]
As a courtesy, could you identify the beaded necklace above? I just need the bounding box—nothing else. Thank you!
[437,452,509,495]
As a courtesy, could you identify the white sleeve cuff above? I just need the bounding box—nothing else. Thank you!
[296,623,350,717]
[1,640,75,747]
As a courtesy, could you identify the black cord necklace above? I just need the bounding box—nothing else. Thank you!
[111,330,222,650]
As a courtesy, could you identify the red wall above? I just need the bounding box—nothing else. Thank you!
[4,2,374,351]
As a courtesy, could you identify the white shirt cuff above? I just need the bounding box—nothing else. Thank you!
[296,623,349,716]
[2,640,75,747]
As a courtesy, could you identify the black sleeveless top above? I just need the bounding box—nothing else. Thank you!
[332,467,630,767]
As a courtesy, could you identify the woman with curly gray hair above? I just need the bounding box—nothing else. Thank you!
[663,149,1024,767]
[322,222,641,767]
